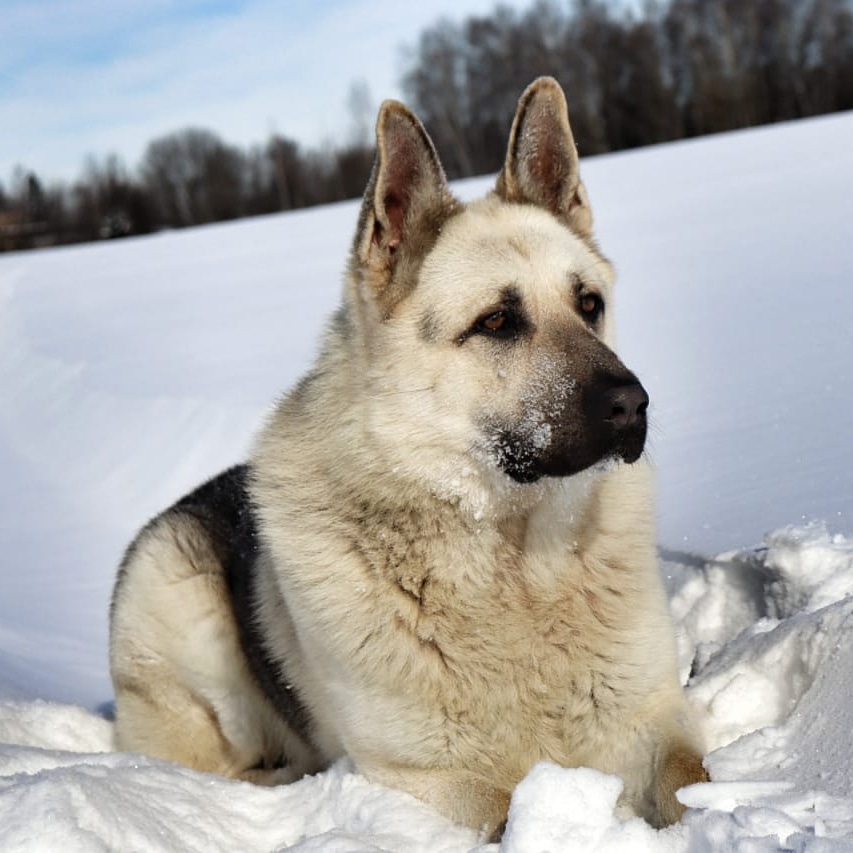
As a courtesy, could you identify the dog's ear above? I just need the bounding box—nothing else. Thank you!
[496,77,593,239]
[354,101,456,287]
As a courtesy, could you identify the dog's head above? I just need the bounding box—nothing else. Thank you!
[346,77,647,489]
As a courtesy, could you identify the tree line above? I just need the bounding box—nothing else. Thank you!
[404,0,853,176]
[2,0,852,252]
[0,132,375,252]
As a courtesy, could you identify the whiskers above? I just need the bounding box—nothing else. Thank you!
[641,412,664,465]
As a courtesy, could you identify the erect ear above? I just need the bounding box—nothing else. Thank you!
[495,77,593,239]
[354,100,456,277]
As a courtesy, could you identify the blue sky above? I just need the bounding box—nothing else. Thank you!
[0,0,529,186]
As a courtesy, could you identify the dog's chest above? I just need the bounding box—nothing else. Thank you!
[341,509,649,777]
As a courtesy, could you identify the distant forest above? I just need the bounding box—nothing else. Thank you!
[3,0,852,252]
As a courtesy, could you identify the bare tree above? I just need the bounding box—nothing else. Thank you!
[72,155,153,240]
[403,20,477,177]
[141,129,246,228]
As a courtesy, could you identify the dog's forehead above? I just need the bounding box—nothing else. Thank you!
[417,198,612,309]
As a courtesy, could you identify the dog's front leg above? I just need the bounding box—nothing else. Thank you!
[360,762,511,840]
[651,737,709,826]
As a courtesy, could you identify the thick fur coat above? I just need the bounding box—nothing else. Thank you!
[110,77,707,839]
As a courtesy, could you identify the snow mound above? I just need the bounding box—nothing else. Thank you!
[501,763,671,852]
[0,716,479,852]
[678,524,853,849]
[2,525,852,851]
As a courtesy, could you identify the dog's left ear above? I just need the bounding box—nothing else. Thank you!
[354,101,456,287]
[496,77,593,239]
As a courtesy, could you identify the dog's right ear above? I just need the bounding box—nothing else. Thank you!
[353,101,456,298]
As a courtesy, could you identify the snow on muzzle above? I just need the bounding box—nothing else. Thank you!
[484,342,649,483]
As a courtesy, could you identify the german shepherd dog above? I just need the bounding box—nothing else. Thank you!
[110,77,707,839]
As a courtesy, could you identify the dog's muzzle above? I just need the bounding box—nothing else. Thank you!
[489,374,649,484]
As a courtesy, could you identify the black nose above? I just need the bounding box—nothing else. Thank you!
[603,383,649,430]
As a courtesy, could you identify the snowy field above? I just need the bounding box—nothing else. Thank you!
[1,110,852,850]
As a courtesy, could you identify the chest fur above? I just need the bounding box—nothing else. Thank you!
[283,495,666,783]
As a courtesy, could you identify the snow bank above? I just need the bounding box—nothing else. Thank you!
[0,704,479,852]
[677,524,853,849]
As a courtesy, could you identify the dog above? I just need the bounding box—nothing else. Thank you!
[110,77,707,839]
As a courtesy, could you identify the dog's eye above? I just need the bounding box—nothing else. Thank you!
[579,293,603,323]
[474,309,522,340]
[458,292,528,345]
[480,312,507,333]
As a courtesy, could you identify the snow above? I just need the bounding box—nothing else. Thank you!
[1,111,853,850]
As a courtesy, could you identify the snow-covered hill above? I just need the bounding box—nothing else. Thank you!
[1,111,852,850]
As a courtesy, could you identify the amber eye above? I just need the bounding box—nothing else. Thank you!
[579,293,603,321]
[480,311,507,332]
[464,300,526,343]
